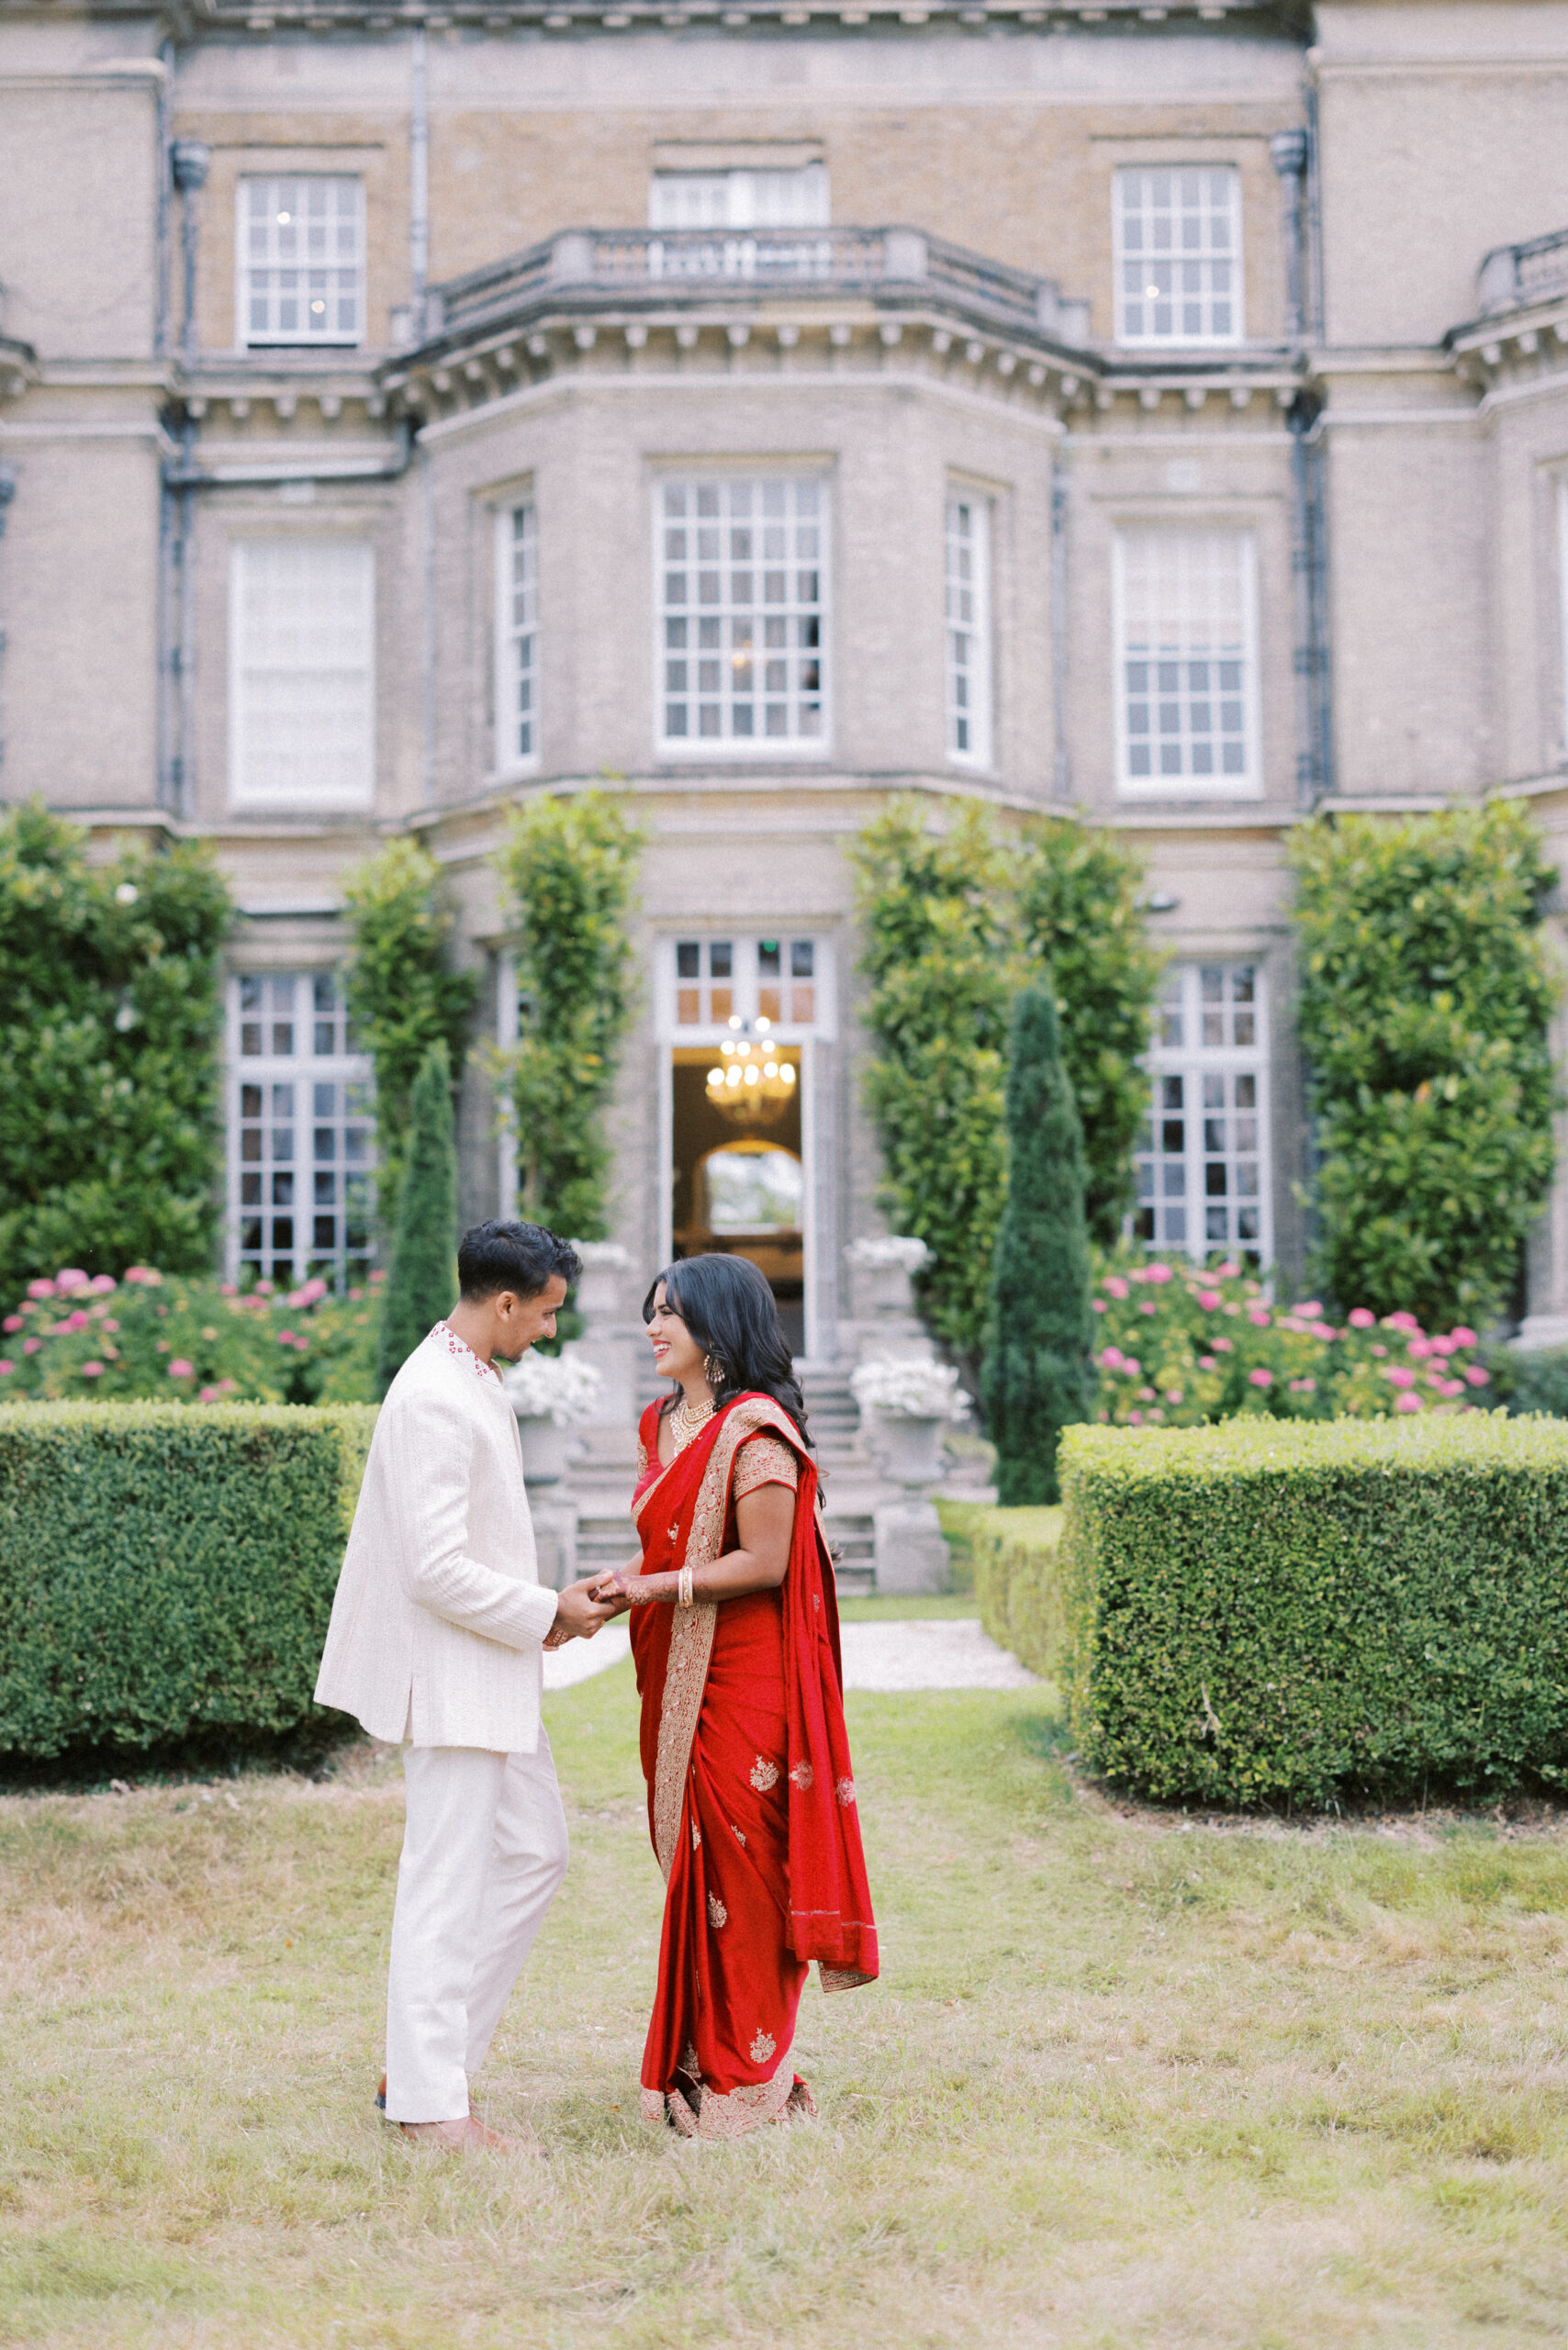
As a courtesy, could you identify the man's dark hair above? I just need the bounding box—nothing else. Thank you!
[457,1220,581,1303]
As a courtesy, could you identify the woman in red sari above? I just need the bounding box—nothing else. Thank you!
[588,1254,878,2140]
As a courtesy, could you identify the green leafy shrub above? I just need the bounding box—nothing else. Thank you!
[983,986,1093,1504]
[1289,803,1559,1329]
[492,792,644,1239]
[0,802,231,1307]
[851,801,1014,1357]
[0,1265,381,1404]
[967,1505,1065,1681]
[1015,816,1165,1248]
[1484,1345,1568,1420]
[1090,1256,1492,1427]
[376,1041,458,1394]
[342,837,478,1232]
[0,1402,375,1758]
[1059,1415,1568,1807]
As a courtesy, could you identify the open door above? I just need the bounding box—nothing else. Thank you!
[670,1042,805,1357]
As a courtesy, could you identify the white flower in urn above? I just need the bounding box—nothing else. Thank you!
[848,1357,969,1421]
[501,1349,603,1425]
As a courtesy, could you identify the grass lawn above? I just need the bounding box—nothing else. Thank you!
[5,1663,1568,2348]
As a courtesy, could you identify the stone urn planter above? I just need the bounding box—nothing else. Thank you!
[872,1409,946,1488]
[515,1411,569,1487]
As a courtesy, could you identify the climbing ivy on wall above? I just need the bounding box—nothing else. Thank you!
[1289,801,1560,1330]
[0,800,231,1304]
[341,836,478,1232]
[492,791,644,1242]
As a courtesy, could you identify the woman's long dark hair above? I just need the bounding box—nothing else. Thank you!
[643,1254,811,1448]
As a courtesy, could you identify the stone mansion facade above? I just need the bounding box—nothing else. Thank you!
[5,0,1568,1359]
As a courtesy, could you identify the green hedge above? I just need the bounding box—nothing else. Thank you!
[967,1505,1065,1681]
[1059,1416,1568,1807]
[0,1403,375,1760]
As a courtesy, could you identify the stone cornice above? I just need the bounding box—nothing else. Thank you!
[1,0,1302,36]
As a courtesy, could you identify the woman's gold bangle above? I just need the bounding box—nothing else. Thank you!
[678,1563,694,1608]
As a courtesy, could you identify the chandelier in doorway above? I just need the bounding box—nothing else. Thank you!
[704,1040,798,1128]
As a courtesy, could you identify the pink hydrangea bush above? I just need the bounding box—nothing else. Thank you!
[1092,1258,1489,1427]
[0,1266,386,1405]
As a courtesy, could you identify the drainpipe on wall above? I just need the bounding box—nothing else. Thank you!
[410,30,430,335]
[1050,449,1071,800]
[167,140,210,821]
[1272,129,1332,807]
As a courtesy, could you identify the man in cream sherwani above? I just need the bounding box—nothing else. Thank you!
[316,1217,614,2152]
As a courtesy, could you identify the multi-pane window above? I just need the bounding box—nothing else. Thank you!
[946,494,991,767]
[239,176,364,347]
[657,480,827,752]
[229,538,375,809]
[670,937,827,1035]
[229,973,375,1289]
[1114,529,1258,793]
[649,165,829,229]
[1135,963,1270,1263]
[496,501,539,769]
[1114,166,1241,344]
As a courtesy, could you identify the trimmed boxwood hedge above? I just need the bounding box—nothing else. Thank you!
[1059,1415,1568,1807]
[965,1506,1065,1682]
[0,1403,375,1759]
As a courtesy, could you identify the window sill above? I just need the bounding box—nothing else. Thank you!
[1115,778,1262,801]
[655,743,834,763]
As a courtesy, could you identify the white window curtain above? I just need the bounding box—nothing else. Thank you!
[649,165,829,229]
[229,539,375,809]
[1113,528,1260,795]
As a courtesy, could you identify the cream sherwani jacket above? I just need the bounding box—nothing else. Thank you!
[315,1323,559,1751]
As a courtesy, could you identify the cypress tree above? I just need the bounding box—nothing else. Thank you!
[376,1039,459,1397]
[982,984,1094,1505]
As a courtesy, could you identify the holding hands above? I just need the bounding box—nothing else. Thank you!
[544,1576,622,1649]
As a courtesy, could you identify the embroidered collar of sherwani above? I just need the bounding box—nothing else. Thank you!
[314,1320,560,1753]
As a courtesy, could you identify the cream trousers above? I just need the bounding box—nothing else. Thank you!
[385,1735,569,2124]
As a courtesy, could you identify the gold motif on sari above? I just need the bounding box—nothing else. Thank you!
[749,1755,780,1792]
[750,2030,777,2064]
[790,1761,814,1791]
[836,1777,857,1806]
[707,1892,728,1929]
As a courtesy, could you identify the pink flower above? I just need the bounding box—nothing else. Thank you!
[1099,1348,1125,1370]
[1223,1303,1241,1316]
[103,1319,118,1334]
[1103,1277,1129,1301]
[1248,1368,1273,1388]
[1198,1355,1217,1371]
[1394,1392,1422,1413]
[0,1361,11,1377]
[1425,1371,1447,1389]
[219,1282,238,1298]
[217,1377,237,1394]
[1148,1407,1166,1422]
[1408,1337,1431,1360]
[1139,1301,1157,1315]
[1196,1290,1221,1311]
[1127,1409,1144,1425]
[198,1384,220,1402]
[1215,1261,1240,1279]
[1440,1379,1466,1398]
[26,1279,55,1300]
[1371,1344,1388,1359]
[1213,1337,1235,1354]
[55,1269,88,1292]
[277,1328,297,1347]
[1248,1308,1271,1326]
[1147,1263,1173,1285]
[155,1339,168,1353]
[1122,1357,1141,1377]
[1386,1312,1420,1333]
[254,1279,274,1297]
[1450,1326,1478,1348]
[1385,1366,1417,1389]
[1092,1298,1107,1313]
[2,1316,19,1334]
[167,1359,194,1378]
[124,1266,161,1286]
[1296,1301,1324,1318]
[1348,1307,1376,1328]
[1310,1322,1338,1342]
[1138,1385,1157,1402]
[88,1273,117,1294]
[81,1360,105,1378]
[1289,1377,1317,1393]
[1465,1365,1490,1387]
[1163,1389,1184,1404]
[23,1338,40,1355]
[348,1287,364,1302]
[65,1310,89,1332]
[1426,1336,1453,1358]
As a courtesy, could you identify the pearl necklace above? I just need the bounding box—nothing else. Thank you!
[668,1391,716,1451]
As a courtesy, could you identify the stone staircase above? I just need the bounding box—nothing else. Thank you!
[565,1361,880,1595]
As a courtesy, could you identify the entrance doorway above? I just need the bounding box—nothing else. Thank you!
[670,1042,805,1357]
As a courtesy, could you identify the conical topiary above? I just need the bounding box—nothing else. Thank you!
[376,1039,459,1396]
[981,983,1094,1505]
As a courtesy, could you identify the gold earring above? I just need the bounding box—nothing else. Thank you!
[704,1351,726,1389]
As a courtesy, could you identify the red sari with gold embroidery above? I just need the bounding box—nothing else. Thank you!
[628,1390,878,2139]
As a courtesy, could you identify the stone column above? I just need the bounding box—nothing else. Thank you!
[567,1240,642,1464]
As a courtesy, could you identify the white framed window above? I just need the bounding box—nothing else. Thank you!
[661,935,835,1041]
[650,165,829,229]
[1114,166,1242,345]
[1136,962,1271,1264]
[229,538,375,809]
[495,501,539,771]
[1113,528,1260,796]
[1559,478,1568,761]
[656,480,829,755]
[946,493,992,767]
[238,176,364,347]
[227,971,375,1290]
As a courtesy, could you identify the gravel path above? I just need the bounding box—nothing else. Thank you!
[542,1617,1034,1695]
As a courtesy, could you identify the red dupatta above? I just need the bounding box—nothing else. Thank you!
[628,1391,878,1988]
